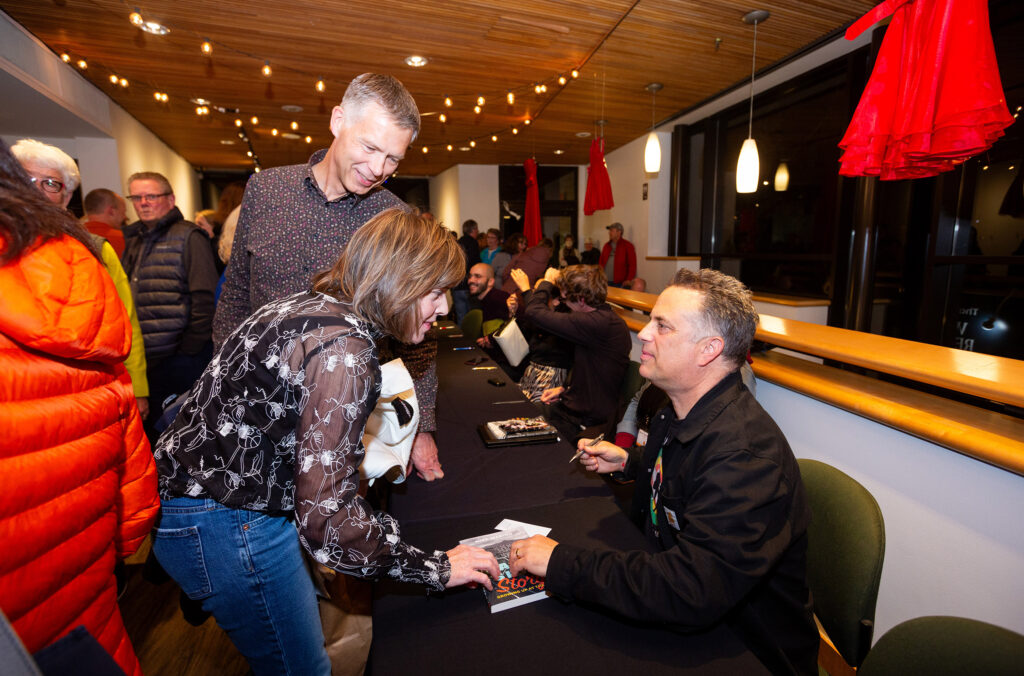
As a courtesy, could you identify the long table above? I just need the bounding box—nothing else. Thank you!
[370,335,766,675]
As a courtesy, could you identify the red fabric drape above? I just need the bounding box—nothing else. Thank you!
[584,138,614,215]
[523,158,542,246]
[839,0,1014,180]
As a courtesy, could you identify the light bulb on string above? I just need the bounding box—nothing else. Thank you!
[201,40,212,56]
[315,79,325,93]
[271,128,279,136]
[129,11,143,27]
[512,127,519,135]
[470,140,476,148]
[439,113,447,124]
[492,135,498,142]
[558,76,567,86]
[77,59,87,70]
[61,53,70,62]
[250,116,259,125]
[120,78,129,88]
[444,95,452,107]
[262,61,272,77]
[477,96,485,106]
[422,146,429,153]
[109,74,119,84]
[571,69,579,78]
[235,119,243,127]
[473,105,481,114]
[446,144,453,151]
[305,136,312,143]
[507,91,515,105]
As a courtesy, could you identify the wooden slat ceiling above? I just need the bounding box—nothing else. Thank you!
[1,0,877,176]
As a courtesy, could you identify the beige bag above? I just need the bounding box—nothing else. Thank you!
[360,358,418,485]
[494,318,530,367]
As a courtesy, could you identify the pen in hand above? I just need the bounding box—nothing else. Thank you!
[570,433,604,464]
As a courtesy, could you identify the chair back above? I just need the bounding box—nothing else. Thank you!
[460,309,483,339]
[798,459,885,669]
[858,616,1024,676]
[481,318,504,337]
[619,360,644,406]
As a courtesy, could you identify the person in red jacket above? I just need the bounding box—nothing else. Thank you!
[0,140,159,676]
[598,222,637,287]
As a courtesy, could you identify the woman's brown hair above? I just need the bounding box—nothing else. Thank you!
[560,264,608,307]
[311,209,464,340]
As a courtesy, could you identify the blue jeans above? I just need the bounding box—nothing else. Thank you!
[152,496,330,676]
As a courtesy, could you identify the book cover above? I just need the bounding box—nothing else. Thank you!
[477,416,559,448]
[460,527,549,613]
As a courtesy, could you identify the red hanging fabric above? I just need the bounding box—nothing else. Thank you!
[839,0,1014,180]
[583,137,614,215]
[523,158,542,246]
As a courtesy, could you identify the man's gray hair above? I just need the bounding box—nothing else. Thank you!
[11,139,80,192]
[127,171,173,195]
[342,73,420,140]
[670,268,758,367]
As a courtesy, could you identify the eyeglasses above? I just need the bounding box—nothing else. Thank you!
[128,193,171,203]
[30,176,65,194]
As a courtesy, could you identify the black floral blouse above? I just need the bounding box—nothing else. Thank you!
[154,291,449,589]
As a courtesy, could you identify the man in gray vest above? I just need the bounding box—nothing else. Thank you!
[121,172,218,438]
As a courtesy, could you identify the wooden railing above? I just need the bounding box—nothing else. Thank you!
[606,287,1024,477]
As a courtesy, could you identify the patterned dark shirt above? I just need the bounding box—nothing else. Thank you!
[155,292,449,589]
[212,150,438,429]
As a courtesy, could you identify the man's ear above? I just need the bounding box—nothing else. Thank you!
[696,336,724,367]
[329,105,345,138]
[486,276,495,291]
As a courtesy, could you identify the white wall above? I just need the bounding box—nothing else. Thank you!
[1,10,199,220]
[429,164,461,234]
[457,164,499,229]
[756,379,1024,639]
[578,132,698,294]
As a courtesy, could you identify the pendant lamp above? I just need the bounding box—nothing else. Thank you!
[644,82,663,173]
[737,10,769,193]
[774,161,790,191]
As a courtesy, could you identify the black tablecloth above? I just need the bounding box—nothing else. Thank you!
[371,497,766,675]
[389,339,610,524]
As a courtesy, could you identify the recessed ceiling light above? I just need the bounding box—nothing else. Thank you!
[575,131,592,138]
[220,139,236,145]
[459,146,471,151]
[281,132,301,140]
[190,97,210,106]
[553,149,565,155]
[140,20,169,35]
[281,104,303,113]
[404,55,428,67]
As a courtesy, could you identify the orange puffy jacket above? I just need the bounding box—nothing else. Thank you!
[0,235,159,676]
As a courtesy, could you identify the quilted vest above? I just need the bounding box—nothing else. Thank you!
[123,208,193,362]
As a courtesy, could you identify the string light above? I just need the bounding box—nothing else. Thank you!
[470,140,476,147]
[305,136,312,143]
[250,116,259,125]
[153,92,168,102]
[512,127,519,135]
[473,105,481,114]
[77,59,87,70]
[271,128,279,136]
[109,74,119,84]
[534,84,541,94]
[491,135,498,142]
[129,11,143,27]
[201,40,212,56]
[120,78,129,88]
[446,144,453,151]
[507,91,515,105]
[477,96,485,106]
[235,119,243,127]
[558,76,567,86]
[444,95,453,107]
[246,150,253,157]
[254,166,261,173]
[439,113,447,124]
[571,69,579,78]
[524,118,531,125]
[262,61,272,77]
[290,121,299,130]
[422,146,429,153]
[61,53,71,62]
[195,106,209,116]
[315,79,325,93]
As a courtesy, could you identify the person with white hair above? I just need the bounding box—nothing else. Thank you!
[12,139,150,420]
[11,138,80,210]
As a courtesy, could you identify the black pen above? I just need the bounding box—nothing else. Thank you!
[570,433,604,464]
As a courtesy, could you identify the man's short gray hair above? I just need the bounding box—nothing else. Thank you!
[127,171,173,195]
[11,139,80,192]
[342,73,420,141]
[670,268,758,367]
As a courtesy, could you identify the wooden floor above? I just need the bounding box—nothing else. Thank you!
[118,539,249,676]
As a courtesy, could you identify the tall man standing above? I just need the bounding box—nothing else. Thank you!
[213,73,444,481]
[122,172,218,437]
[598,222,637,287]
[511,269,817,675]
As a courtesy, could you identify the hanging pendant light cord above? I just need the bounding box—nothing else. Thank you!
[747,19,758,140]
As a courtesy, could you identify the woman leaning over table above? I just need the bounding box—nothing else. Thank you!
[151,209,499,676]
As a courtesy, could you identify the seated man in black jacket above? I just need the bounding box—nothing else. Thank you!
[509,268,818,676]
[511,265,631,442]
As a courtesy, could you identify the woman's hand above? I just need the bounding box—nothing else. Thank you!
[509,268,531,293]
[577,438,629,474]
[539,386,564,404]
[444,544,500,590]
[508,535,558,578]
[195,215,214,239]
[506,294,518,315]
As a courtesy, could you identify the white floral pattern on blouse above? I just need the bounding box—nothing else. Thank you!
[155,291,449,589]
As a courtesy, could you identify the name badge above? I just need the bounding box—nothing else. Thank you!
[637,429,648,447]
[664,507,680,531]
